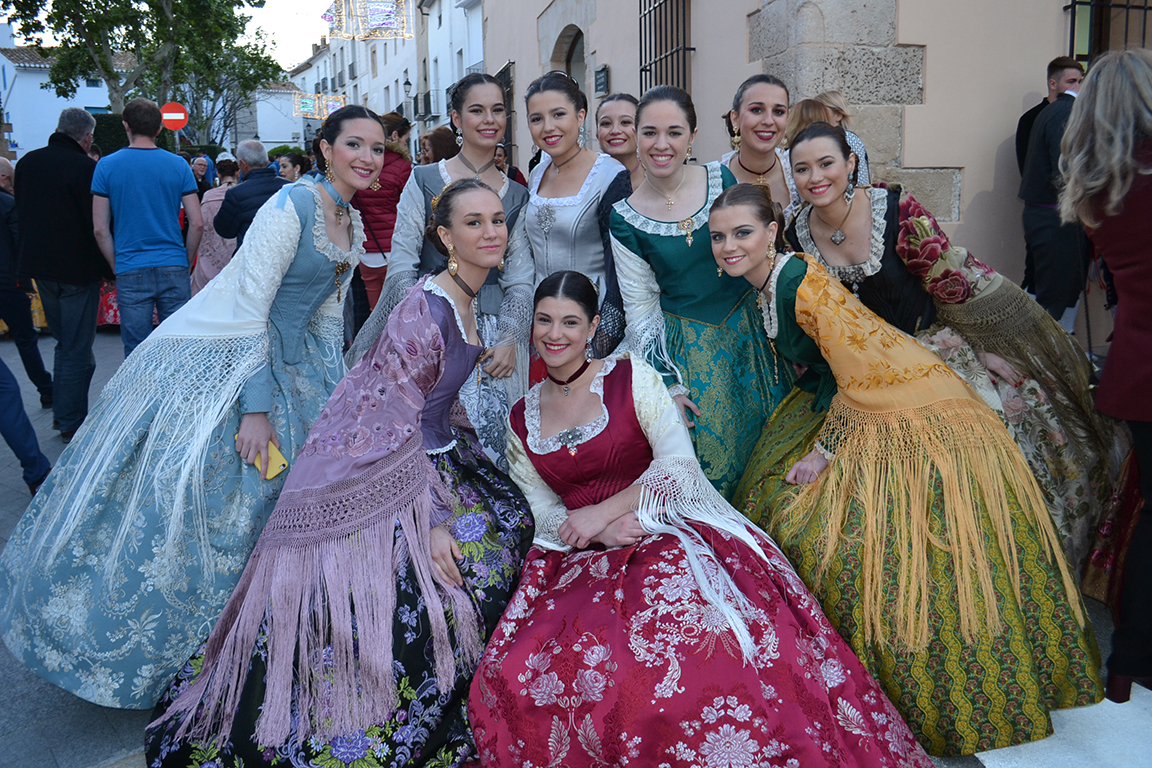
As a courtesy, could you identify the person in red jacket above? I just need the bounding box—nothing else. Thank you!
[349,112,414,332]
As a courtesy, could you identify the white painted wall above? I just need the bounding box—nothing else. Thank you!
[253,91,305,147]
[2,62,113,161]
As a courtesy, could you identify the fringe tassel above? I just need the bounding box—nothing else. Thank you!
[782,396,1082,651]
[154,437,481,747]
[936,277,1123,473]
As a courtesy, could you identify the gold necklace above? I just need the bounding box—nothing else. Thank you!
[645,168,689,210]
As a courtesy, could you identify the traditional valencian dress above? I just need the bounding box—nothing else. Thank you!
[733,253,1103,756]
[787,186,1125,572]
[610,162,792,498]
[146,278,534,767]
[469,355,935,768]
[0,180,359,709]
[348,161,533,470]
[526,152,628,356]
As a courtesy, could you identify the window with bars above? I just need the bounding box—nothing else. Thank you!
[639,0,693,92]
[1068,0,1152,62]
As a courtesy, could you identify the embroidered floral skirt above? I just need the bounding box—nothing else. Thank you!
[918,325,1117,573]
[0,321,342,709]
[469,523,934,768]
[663,292,793,500]
[145,428,534,768]
[733,388,1104,756]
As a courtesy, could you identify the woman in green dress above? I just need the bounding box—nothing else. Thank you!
[711,183,1102,756]
[609,85,791,498]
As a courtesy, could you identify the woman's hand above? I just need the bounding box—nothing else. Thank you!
[483,344,516,379]
[672,394,701,429]
[236,412,278,474]
[558,505,615,550]
[977,351,1024,387]
[786,448,830,485]
[594,512,647,548]
[431,525,464,587]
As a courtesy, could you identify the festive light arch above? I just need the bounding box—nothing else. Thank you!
[325,0,414,41]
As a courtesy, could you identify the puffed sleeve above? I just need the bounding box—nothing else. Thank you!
[505,422,571,551]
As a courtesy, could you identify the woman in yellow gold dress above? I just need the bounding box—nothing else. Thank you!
[709,183,1103,757]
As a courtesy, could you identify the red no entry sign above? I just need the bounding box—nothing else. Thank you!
[161,102,188,131]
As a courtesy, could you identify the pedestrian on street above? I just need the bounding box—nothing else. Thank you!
[0,157,52,408]
[213,140,290,249]
[13,107,111,442]
[0,357,50,495]
[92,98,203,357]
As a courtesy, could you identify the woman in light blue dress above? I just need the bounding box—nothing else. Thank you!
[0,106,386,709]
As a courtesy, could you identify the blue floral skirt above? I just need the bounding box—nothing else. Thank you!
[145,428,534,768]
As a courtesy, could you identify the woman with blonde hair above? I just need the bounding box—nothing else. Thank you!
[814,90,871,184]
[1061,47,1152,704]
[783,98,836,147]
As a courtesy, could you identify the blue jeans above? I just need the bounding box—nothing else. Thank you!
[0,356,51,486]
[37,279,100,433]
[116,265,191,357]
[0,286,52,398]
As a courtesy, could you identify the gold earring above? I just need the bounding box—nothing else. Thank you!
[447,244,458,275]
[324,165,335,184]
[686,144,693,162]
[732,129,742,150]
[369,177,381,191]
[717,265,724,278]
[498,254,506,271]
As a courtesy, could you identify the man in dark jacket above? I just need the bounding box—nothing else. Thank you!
[15,107,112,441]
[0,157,52,407]
[214,140,289,248]
[1019,88,1088,332]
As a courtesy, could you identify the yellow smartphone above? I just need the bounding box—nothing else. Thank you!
[236,436,289,480]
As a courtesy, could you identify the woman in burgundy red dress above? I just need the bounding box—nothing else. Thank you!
[468,270,933,767]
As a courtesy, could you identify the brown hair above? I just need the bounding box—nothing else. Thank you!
[785,99,834,146]
[710,182,788,252]
[424,178,498,255]
[123,98,162,138]
[380,111,411,139]
[1048,55,1085,81]
[425,125,460,163]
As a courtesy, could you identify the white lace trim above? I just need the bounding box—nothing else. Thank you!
[302,177,366,265]
[438,158,511,199]
[797,186,887,292]
[757,252,793,340]
[524,357,618,455]
[529,152,617,207]
[422,278,474,344]
[426,440,458,456]
[611,162,724,236]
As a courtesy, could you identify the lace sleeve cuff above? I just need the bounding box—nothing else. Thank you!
[506,421,571,551]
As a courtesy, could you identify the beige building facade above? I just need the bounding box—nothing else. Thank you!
[482,0,1130,348]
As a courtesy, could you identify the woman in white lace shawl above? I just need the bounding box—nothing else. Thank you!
[0,107,385,710]
[467,271,935,768]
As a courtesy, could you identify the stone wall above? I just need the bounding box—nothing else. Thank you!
[749,0,961,219]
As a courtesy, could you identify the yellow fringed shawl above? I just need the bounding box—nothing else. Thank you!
[783,255,1082,650]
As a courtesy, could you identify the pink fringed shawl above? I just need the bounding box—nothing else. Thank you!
[155,280,483,746]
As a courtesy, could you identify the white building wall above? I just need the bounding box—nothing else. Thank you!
[254,92,304,148]
[3,65,114,161]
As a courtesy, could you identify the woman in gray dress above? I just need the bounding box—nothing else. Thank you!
[524,71,629,356]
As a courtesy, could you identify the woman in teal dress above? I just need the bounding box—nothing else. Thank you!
[0,106,387,709]
[610,85,791,498]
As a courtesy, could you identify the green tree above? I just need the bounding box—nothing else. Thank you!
[2,0,273,114]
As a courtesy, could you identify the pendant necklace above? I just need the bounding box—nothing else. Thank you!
[551,145,583,175]
[738,152,778,186]
[320,177,353,300]
[646,168,688,211]
[450,271,487,385]
[819,190,855,246]
[547,358,591,396]
[458,152,497,179]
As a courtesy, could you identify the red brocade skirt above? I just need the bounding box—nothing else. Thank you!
[469,524,933,767]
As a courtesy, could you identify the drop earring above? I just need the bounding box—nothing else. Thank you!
[325,165,336,184]
[585,337,593,362]
[369,177,381,191]
[455,128,464,147]
[732,129,742,150]
[578,124,587,148]
[717,265,724,278]
[498,252,506,271]
[686,144,693,162]
[447,244,458,275]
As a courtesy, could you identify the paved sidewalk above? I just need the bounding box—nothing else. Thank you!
[0,331,1143,768]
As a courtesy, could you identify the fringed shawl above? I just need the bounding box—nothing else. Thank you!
[156,280,482,747]
[783,256,1081,650]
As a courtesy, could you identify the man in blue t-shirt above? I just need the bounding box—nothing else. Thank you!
[92,98,203,357]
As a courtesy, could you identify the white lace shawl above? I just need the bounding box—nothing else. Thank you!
[505,356,781,658]
[28,181,359,582]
